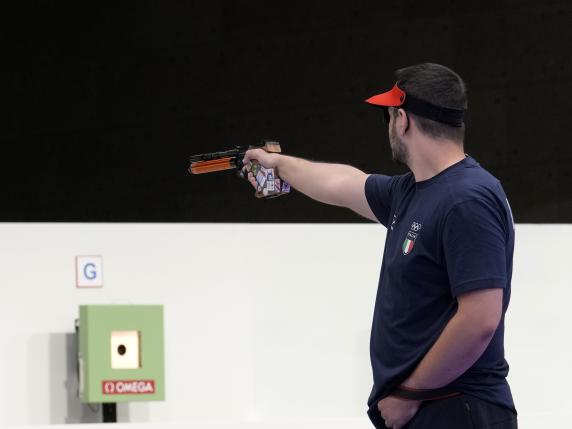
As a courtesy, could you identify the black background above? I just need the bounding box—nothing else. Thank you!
[2,1,571,222]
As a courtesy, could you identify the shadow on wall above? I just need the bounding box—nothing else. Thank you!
[27,332,140,423]
[54,333,101,423]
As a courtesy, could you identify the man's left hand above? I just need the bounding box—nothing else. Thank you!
[377,396,422,429]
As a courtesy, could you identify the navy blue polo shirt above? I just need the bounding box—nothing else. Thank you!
[364,156,516,412]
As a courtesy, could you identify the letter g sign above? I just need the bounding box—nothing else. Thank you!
[76,256,103,288]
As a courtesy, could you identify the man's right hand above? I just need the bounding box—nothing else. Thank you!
[241,148,281,190]
[242,148,280,169]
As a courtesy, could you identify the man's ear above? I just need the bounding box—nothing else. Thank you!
[397,109,409,135]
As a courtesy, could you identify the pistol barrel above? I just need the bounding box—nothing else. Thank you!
[189,157,238,174]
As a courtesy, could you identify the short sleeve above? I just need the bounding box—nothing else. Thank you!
[365,174,395,227]
[443,199,508,297]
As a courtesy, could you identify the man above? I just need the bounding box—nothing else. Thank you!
[242,63,517,428]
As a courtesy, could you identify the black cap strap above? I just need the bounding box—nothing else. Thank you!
[403,94,465,127]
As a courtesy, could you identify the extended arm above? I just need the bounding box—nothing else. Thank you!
[242,149,377,222]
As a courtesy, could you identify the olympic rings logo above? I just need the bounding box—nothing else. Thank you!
[410,222,422,232]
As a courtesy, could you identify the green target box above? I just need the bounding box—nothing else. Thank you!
[78,305,165,403]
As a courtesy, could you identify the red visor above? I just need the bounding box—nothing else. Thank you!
[365,82,406,107]
[365,81,466,127]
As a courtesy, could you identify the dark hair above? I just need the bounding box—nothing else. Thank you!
[395,63,467,143]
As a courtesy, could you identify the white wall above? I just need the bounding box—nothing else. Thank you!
[0,223,570,428]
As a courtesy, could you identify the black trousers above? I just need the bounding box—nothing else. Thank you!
[367,394,517,429]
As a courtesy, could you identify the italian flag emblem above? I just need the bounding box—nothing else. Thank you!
[402,231,418,255]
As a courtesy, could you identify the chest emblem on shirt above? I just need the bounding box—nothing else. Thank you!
[402,222,422,255]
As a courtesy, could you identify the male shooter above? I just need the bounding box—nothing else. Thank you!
[242,63,517,429]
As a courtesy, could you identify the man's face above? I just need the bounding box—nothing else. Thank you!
[388,108,409,165]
